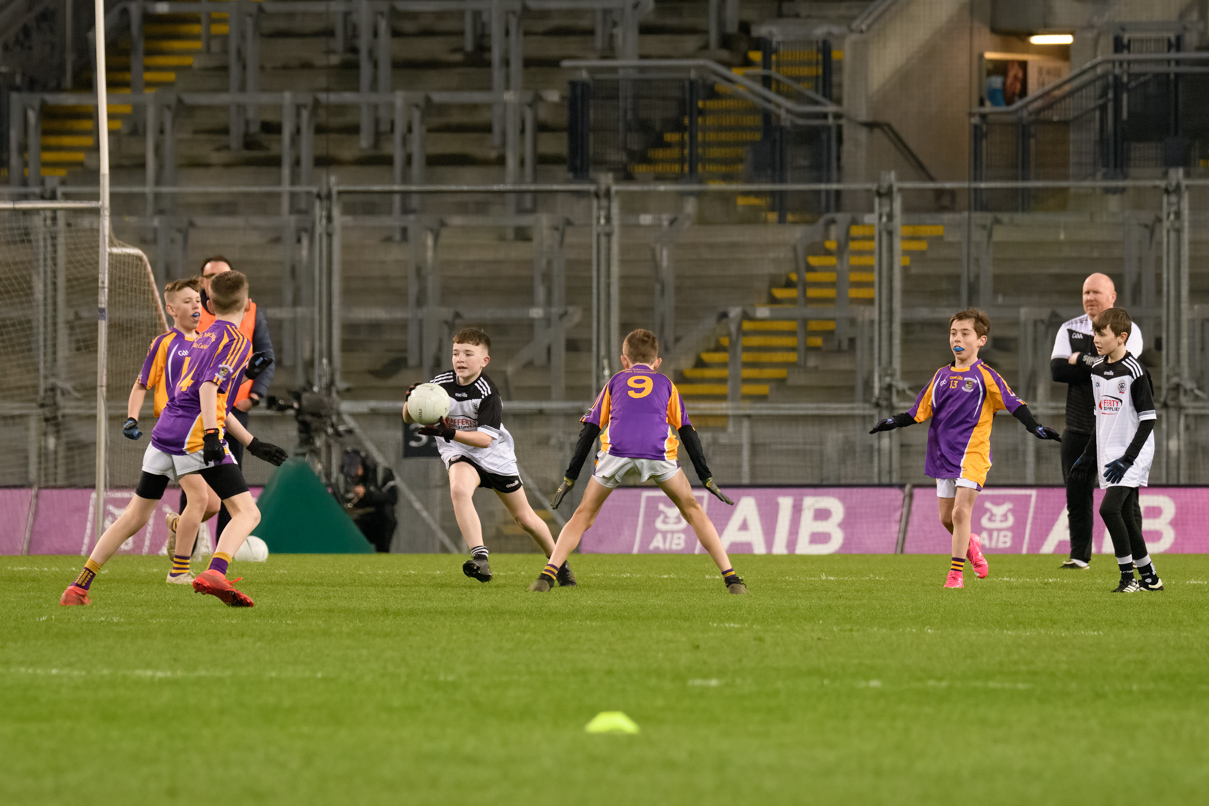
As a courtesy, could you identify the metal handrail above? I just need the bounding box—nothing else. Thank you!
[972,51,1209,118]
[563,58,843,122]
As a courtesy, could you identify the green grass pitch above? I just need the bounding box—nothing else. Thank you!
[3,553,1209,806]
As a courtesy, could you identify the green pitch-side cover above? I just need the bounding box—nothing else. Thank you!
[254,459,374,553]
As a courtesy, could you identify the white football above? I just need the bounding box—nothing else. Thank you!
[235,535,269,562]
[408,383,451,425]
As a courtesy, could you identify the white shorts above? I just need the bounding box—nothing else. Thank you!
[142,443,227,482]
[936,477,983,498]
[592,452,680,489]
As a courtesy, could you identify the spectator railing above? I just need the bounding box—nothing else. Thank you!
[971,52,1209,210]
[98,0,653,152]
[564,59,842,215]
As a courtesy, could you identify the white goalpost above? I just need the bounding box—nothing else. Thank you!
[0,3,166,552]
[93,0,112,548]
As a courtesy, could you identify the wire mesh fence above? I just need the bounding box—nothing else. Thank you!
[9,179,1209,554]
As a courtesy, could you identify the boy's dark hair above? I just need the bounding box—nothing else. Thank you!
[200,255,232,274]
[164,277,200,300]
[949,308,990,339]
[623,329,659,364]
[453,327,491,351]
[209,270,250,315]
[1093,307,1132,339]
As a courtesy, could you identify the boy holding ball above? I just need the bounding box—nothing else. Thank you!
[403,328,575,586]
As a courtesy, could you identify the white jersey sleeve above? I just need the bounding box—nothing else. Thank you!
[1051,325,1074,360]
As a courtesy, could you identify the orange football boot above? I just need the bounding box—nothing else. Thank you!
[60,584,92,606]
[192,569,254,607]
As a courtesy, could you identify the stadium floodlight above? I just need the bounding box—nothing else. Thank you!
[1029,34,1074,45]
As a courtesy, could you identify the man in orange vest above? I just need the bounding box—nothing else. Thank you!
[189,255,277,542]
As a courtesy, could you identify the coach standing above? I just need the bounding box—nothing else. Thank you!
[197,255,276,538]
[1050,272,1142,569]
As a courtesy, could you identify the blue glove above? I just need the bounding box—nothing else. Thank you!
[1103,457,1134,484]
[122,417,142,441]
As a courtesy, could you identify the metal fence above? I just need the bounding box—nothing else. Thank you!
[9,175,1209,551]
[972,52,1209,211]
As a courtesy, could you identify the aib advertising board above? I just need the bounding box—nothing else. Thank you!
[6,485,1209,555]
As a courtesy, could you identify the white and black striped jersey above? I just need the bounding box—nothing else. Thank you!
[1090,351,1155,488]
[1051,314,1144,433]
[427,370,518,475]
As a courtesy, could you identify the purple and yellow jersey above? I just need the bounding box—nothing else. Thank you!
[136,327,196,417]
[907,359,1025,486]
[150,321,252,456]
[583,366,691,461]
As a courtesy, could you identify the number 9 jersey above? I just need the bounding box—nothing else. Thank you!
[583,366,691,462]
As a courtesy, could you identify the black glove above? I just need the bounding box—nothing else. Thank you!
[1069,454,1094,482]
[869,418,897,434]
[202,428,225,464]
[122,417,142,441]
[244,351,273,380]
[418,417,456,442]
[551,477,575,510]
[704,478,734,506]
[1033,426,1062,441]
[248,437,288,466]
[405,382,420,400]
[1103,457,1134,484]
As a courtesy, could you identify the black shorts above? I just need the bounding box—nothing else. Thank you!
[198,462,250,499]
[449,457,523,494]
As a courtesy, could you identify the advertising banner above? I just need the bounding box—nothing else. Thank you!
[2,488,262,556]
[903,486,1209,554]
[581,487,904,554]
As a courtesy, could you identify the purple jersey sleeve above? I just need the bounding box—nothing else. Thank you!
[199,329,252,395]
[136,333,168,388]
[582,379,614,428]
[981,365,1024,413]
[908,369,941,422]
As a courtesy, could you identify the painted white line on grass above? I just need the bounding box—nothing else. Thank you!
[1,667,328,679]
[687,679,722,687]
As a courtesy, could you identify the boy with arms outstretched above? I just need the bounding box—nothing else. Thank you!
[60,271,287,607]
[120,277,220,583]
[403,328,574,585]
[1070,308,1162,592]
[529,329,746,594]
[870,309,1061,588]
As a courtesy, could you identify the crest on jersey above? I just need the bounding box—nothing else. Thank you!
[216,363,233,380]
[1118,380,1127,394]
[963,379,975,392]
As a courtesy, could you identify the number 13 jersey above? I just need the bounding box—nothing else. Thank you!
[583,366,691,462]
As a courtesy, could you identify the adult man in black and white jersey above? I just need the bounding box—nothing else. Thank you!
[1050,273,1143,569]
[402,328,575,587]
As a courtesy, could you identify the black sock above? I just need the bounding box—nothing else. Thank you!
[1117,557,1135,580]
[471,546,488,561]
[1134,554,1156,580]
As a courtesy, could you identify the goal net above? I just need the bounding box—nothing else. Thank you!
[0,202,167,491]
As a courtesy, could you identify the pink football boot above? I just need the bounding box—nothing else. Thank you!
[967,533,989,579]
[943,569,964,588]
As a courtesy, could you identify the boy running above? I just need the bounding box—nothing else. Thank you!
[870,309,1061,588]
[403,328,574,585]
[120,277,219,582]
[1070,308,1162,592]
[529,328,746,594]
[60,271,287,607]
